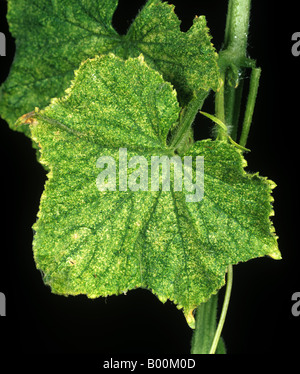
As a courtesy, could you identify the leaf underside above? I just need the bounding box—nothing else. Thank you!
[0,0,219,134]
[30,54,280,327]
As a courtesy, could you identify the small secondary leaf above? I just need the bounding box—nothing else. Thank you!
[0,0,219,134]
[30,54,280,327]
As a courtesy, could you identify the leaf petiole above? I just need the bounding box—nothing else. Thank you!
[239,67,261,147]
[215,73,227,141]
[169,90,209,152]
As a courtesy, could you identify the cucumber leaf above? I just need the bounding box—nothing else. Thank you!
[29,54,280,327]
[0,0,219,135]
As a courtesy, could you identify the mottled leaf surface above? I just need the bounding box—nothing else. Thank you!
[30,55,280,327]
[0,0,219,134]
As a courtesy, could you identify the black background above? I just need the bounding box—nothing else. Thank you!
[0,0,299,360]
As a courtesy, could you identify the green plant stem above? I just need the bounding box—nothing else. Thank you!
[191,0,256,355]
[239,67,261,147]
[190,265,233,354]
[223,0,251,55]
[210,0,252,351]
[190,294,219,354]
[215,72,226,141]
[169,90,208,151]
[216,0,255,140]
[209,265,233,354]
[227,79,244,141]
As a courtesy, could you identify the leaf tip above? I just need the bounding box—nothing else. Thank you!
[268,179,277,190]
[137,53,145,64]
[268,243,282,260]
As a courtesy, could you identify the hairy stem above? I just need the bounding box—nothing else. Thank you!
[216,0,255,140]
[223,0,251,55]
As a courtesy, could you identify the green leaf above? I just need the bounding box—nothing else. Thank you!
[30,54,280,327]
[1,0,120,135]
[0,0,219,134]
[124,0,220,104]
